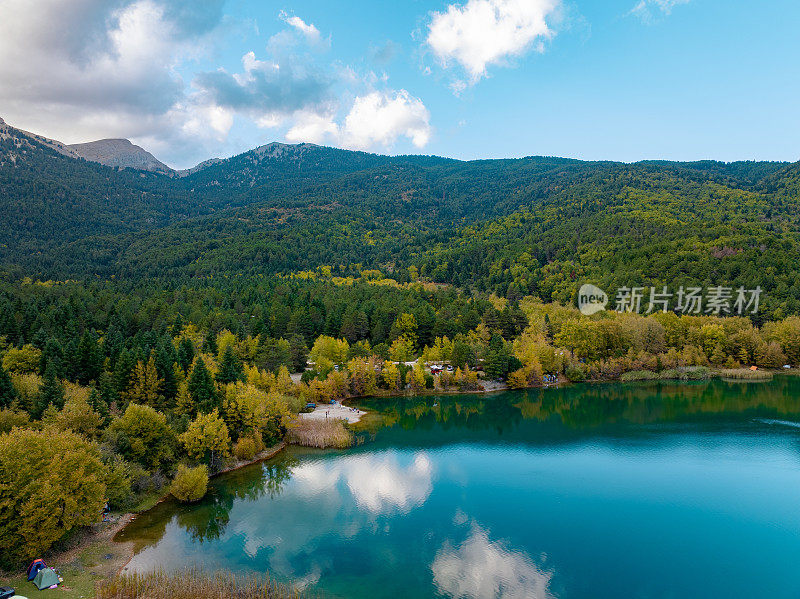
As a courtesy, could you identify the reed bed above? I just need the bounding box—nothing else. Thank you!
[620,367,711,382]
[287,418,353,449]
[96,568,309,599]
[720,368,774,380]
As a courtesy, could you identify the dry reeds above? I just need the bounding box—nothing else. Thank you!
[96,568,309,599]
[286,418,352,449]
[720,368,773,380]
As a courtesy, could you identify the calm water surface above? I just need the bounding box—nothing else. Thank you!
[117,377,800,598]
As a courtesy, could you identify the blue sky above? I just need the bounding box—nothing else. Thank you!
[0,0,797,168]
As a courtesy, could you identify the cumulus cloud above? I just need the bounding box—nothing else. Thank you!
[426,0,561,87]
[0,0,230,165]
[284,89,432,150]
[194,50,332,118]
[432,525,554,599]
[629,0,690,22]
[280,11,323,45]
[0,0,432,165]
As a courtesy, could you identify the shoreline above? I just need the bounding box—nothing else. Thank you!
[12,369,785,594]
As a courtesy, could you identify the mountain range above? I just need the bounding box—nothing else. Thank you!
[1,116,799,318]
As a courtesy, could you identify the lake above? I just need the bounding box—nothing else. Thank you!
[117,377,800,598]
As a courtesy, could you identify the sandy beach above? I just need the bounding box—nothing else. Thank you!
[300,402,366,423]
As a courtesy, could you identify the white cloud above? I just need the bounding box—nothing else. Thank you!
[432,524,555,599]
[629,0,690,22]
[0,1,432,166]
[342,90,432,149]
[285,89,432,151]
[0,0,228,165]
[285,111,340,144]
[280,11,322,45]
[426,0,561,86]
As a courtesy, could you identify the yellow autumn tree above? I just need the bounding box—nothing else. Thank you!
[180,409,231,467]
[0,427,107,560]
[123,354,163,408]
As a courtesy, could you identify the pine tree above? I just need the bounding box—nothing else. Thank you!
[35,361,64,418]
[97,371,118,411]
[88,386,110,424]
[39,337,64,377]
[155,339,178,406]
[202,331,218,355]
[62,337,80,382]
[177,337,195,373]
[188,358,218,413]
[289,334,309,373]
[216,346,243,384]
[76,331,102,385]
[0,365,17,408]
[113,348,136,398]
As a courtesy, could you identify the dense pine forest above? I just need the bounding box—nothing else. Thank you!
[3,118,800,566]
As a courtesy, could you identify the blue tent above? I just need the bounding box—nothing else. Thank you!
[26,559,45,581]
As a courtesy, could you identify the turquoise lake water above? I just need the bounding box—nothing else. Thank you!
[117,377,800,598]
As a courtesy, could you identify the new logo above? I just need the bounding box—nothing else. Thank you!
[578,284,608,315]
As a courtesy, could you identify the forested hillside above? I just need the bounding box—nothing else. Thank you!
[1,118,799,315]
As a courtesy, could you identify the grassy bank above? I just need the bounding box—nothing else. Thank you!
[720,368,774,380]
[96,569,308,599]
[0,516,135,599]
[619,367,712,382]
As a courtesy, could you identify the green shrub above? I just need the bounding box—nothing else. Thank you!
[0,408,30,433]
[565,364,586,382]
[681,366,711,380]
[170,464,209,503]
[233,436,257,461]
[103,454,134,510]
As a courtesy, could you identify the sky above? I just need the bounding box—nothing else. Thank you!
[0,0,797,169]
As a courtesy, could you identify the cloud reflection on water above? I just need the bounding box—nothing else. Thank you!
[292,451,433,513]
[432,524,554,599]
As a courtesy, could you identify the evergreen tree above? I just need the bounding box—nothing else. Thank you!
[188,358,218,413]
[39,337,64,377]
[155,339,178,405]
[76,331,102,385]
[0,365,17,408]
[289,334,309,373]
[202,331,218,355]
[97,371,118,410]
[88,386,109,424]
[113,348,136,398]
[216,346,243,384]
[35,361,64,418]
[62,338,79,382]
[177,337,195,373]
